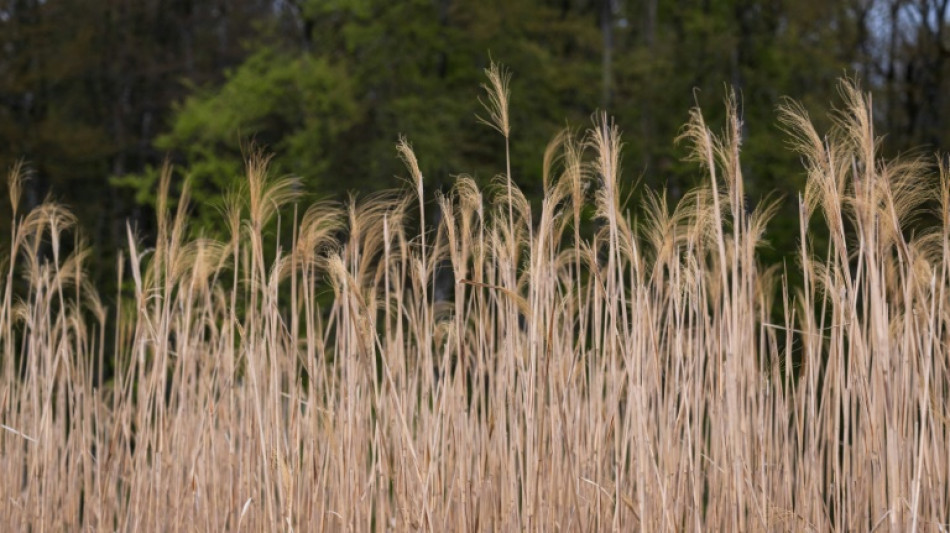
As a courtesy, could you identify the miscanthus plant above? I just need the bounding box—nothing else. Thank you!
[1,69,949,531]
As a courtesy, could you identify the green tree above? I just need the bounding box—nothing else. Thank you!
[143,0,605,222]
[0,0,282,275]
[114,47,360,229]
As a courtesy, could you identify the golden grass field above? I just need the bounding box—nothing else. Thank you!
[2,70,949,530]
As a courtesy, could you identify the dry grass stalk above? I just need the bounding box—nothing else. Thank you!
[0,78,948,531]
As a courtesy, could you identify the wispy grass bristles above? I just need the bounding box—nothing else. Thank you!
[1,77,949,531]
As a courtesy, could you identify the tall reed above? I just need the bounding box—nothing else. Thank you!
[1,74,948,531]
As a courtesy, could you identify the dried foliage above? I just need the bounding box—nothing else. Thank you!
[1,79,949,531]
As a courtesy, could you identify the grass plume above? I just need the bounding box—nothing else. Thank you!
[1,78,949,531]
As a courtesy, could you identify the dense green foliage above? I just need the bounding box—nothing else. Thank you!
[2,0,949,273]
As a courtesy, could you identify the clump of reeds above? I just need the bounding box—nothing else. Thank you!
[0,69,948,531]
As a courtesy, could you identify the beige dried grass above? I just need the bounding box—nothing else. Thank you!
[0,76,947,531]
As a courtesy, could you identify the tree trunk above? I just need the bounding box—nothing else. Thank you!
[600,0,614,109]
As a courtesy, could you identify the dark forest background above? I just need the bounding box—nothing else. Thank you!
[2,0,949,285]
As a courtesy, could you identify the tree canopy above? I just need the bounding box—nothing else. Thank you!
[2,0,949,277]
